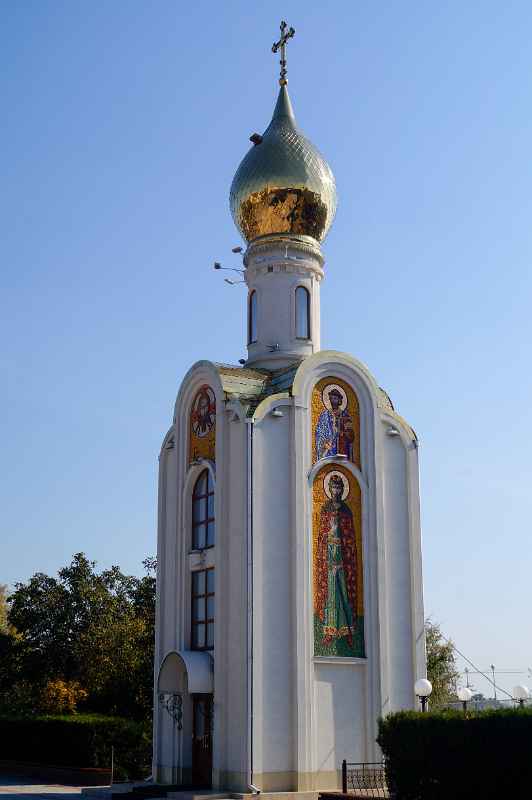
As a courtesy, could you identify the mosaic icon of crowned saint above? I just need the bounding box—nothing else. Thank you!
[313,466,365,658]
[189,385,216,463]
[316,471,357,646]
[315,384,354,460]
[312,378,361,468]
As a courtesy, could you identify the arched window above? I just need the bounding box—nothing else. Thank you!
[295,286,310,339]
[248,290,257,344]
[192,469,215,549]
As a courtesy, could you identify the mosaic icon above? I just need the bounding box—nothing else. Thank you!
[312,378,360,467]
[313,465,365,658]
[189,385,216,463]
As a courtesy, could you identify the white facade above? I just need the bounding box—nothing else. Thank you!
[152,236,426,793]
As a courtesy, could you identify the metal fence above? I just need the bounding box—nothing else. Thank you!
[341,760,388,798]
[436,697,531,712]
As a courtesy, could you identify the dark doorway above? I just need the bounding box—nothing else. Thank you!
[192,694,213,788]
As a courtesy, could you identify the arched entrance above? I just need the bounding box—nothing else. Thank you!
[157,651,214,788]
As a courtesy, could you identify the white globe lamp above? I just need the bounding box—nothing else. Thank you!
[414,678,433,712]
[457,686,473,712]
[513,685,530,707]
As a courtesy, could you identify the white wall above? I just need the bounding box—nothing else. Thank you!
[218,409,249,784]
[382,429,416,711]
[252,409,295,779]
[314,664,366,769]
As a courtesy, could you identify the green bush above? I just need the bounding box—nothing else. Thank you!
[377,708,532,800]
[0,713,151,781]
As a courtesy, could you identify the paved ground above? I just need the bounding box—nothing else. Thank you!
[0,772,87,799]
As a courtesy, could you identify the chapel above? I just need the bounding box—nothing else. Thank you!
[153,22,426,794]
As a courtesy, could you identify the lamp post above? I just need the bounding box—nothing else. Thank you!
[457,686,473,713]
[512,685,530,708]
[415,678,433,712]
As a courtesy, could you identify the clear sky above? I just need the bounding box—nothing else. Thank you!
[2,1,531,698]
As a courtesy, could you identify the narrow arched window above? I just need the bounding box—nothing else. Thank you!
[192,469,215,549]
[295,286,310,339]
[248,290,257,344]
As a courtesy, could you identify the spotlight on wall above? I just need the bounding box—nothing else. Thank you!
[271,408,284,418]
[224,278,245,285]
[213,260,245,275]
[387,426,400,437]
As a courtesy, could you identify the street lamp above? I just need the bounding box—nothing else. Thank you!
[512,685,530,708]
[457,686,473,713]
[415,678,433,712]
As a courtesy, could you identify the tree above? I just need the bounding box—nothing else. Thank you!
[3,554,156,720]
[39,679,88,714]
[425,619,460,707]
[0,585,9,634]
[0,584,35,713]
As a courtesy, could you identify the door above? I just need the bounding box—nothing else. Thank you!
[192,694,213,788]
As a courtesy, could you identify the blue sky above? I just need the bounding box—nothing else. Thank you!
[2,1,531,697]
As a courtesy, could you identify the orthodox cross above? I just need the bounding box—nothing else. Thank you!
[272,20,295,86]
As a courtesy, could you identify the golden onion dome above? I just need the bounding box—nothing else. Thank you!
[229,85,337,244]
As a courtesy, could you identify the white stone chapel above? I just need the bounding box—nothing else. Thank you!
[153,23,426,795]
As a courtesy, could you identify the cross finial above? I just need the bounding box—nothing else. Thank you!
[272,20,295,86]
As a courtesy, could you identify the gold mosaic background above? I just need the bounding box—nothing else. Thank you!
[238,187,328,242]
[189,385,216,464]
[312,463,364,619]
[311,376,361,468]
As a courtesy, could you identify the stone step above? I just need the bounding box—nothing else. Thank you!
[231,794,319,800]
[167,794,232,800]
[81,786,191,800]
[82,787,133,798]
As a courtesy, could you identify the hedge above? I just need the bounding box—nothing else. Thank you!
[0,714,151,781]
[377,708,532,800]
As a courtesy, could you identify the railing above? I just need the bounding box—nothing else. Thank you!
[436,697,531,711]
[341,760,388,798]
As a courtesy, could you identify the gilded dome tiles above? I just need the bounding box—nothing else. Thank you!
[230,86,337,243]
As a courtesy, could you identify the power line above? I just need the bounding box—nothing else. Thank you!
[440,634,515,700]
[460,669,524,676]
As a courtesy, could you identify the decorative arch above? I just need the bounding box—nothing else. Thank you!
[312,462,365,658]
[312,376,361,468]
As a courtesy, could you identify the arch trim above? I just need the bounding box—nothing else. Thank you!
[308,456,368,489]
